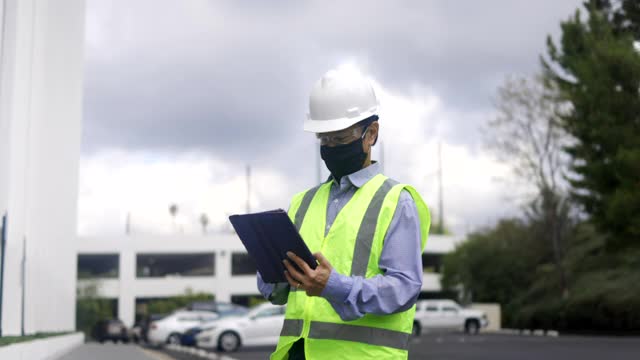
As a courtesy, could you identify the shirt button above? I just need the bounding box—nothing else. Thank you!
[326,224,331,230]
[333,199,339,204]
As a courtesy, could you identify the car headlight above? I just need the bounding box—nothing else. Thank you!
[202,326,217,332]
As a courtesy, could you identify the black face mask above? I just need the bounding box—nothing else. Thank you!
[320,137,368,181]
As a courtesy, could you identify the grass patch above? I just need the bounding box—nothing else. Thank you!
[0,332,72,347]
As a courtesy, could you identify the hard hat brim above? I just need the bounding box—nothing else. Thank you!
[303,110,378,133]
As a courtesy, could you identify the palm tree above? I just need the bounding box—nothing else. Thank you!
[200,213,209,235]
[169,204,178,232]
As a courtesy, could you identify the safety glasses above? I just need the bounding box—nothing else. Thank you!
[316,125,369,146]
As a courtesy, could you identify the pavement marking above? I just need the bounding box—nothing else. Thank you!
[59,343,166,360]
[164,343,240,360]
[139,346,176,360]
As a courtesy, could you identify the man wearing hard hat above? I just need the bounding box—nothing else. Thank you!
[258,68,430,359]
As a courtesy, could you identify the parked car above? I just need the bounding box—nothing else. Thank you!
[140,313,167,343]
[413,299,488,335]
[180,304,249,346]
[196,303,286,352]
[186,302,249,317]
[91,319,129,343]
[147,310,220,345]
[129,323,143,343]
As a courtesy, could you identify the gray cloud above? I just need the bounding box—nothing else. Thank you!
[80,0,585,234]
[83,0,583,158]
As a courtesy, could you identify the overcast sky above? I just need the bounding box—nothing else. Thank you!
[78,0,584,237]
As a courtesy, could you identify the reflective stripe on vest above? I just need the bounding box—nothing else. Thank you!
[280,319,410,350]
[350,178,397,276]
[289,178,397,292]
[280,319,304,337]
[289,183,323,293]
[293,183,322,230]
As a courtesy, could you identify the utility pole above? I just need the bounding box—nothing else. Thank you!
[438,142,444,234]
[246,165,251,213]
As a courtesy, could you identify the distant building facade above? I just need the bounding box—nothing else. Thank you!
[77,233,463,327]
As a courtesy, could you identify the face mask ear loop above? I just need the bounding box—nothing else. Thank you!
[361,123,378,147]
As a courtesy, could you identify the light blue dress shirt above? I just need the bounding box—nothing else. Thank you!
[257,162,423,321]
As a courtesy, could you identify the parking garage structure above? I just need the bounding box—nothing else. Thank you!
[76,233,463,327]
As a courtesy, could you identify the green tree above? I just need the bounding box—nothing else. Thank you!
[543,0,640,249]
[486,74,574,297]
[136,289,214,321]
[441,219,537,306]
[76,280,116,338]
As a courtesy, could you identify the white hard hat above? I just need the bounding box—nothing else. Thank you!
[304,68,379,133]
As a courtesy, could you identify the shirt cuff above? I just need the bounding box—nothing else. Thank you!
[269,282,290,305]
[321,269,353,303]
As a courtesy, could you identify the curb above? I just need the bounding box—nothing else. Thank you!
[488,329,559,337]
[0,332,85,360]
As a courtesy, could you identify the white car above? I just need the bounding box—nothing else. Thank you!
[413,299,488,335]
[196,303,286,352]
[147,310,220,345]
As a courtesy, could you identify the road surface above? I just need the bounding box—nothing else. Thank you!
[59,333,640,360]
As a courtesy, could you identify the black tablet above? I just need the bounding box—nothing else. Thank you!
[229,209,317,283]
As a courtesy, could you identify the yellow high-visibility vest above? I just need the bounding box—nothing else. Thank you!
[271,173,430,359]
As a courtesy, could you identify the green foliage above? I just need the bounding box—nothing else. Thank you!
[441,219,538,306]
[77,269,118,279]
[510,259,640,332]
[75,280,116,338]
[543,0,640,249]
[143,291,214,316]
[444,219,640,331]
[429,224,452,235]
[76,299,116,338]
[0,332,71,347]
[248,296,268,307]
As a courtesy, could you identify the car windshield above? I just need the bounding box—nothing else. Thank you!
[219,306,249,317]
[247,304,270,318]
[248,304,284,318]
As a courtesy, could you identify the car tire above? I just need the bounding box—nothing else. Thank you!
[412,321,422,337]
[217,331,241,352]
[465,319,480,335]
[167,333,181,345]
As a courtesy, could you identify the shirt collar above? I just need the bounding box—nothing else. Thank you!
[328,161,381,189]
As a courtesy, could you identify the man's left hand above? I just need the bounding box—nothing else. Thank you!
[283,251,333,297]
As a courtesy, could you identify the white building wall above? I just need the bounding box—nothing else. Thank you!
[118,250,135,332]
[0,0,85,335]
[420,234,465,292]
